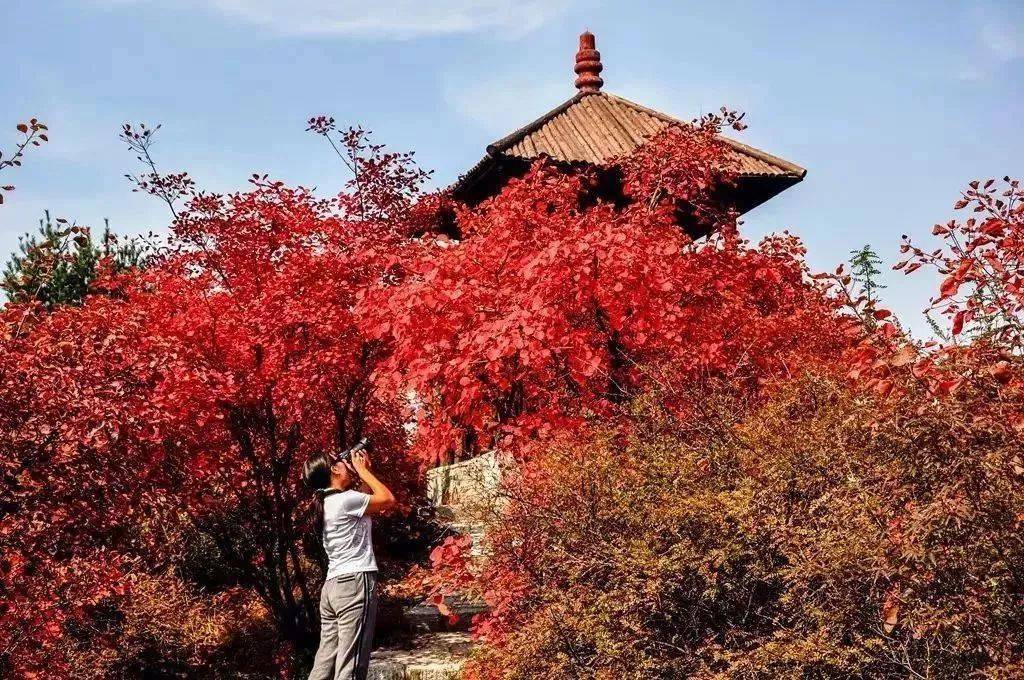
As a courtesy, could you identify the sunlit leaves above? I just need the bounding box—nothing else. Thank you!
[371,119,849,466]
[899,178,1024,348]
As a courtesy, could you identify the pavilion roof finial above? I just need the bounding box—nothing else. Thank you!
[574,31,604,93]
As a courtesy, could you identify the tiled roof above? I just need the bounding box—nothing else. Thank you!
[452,91,806,204]
[450,31,806,220]
[490,91,805,177]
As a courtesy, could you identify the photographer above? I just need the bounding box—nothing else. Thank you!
[303,442,395,680]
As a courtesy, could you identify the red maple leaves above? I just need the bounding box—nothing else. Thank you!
[899,177,1024,346]
[0,118,48,205]
[371,122,848,466]
[0,153,419,677]
[3,106,1020,677]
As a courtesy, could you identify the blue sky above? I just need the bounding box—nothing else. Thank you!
[1,0,1021,336]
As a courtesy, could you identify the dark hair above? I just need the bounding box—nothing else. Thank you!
[303,454,332,492]
[304,454,333,551]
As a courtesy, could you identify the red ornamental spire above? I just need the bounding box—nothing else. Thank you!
[574,31,604,93]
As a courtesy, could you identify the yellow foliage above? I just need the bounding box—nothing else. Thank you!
[464,377,1024,679]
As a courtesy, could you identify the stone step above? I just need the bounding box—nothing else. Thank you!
[368,632,472,680]
[378,594,487,639]
[403,595,488,634]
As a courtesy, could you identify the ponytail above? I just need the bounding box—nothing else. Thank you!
[303,455,333,557]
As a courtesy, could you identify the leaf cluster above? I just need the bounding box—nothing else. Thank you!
[460,376,1024,679]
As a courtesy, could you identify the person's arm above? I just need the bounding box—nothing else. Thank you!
[349,450,395,516]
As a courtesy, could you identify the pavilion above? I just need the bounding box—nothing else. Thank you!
[451,32,806,237]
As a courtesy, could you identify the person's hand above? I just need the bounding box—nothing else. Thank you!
[351,450,372,474]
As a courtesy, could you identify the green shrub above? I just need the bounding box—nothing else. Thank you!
[2,212,149,307]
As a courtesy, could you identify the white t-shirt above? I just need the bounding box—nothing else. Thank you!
[322,489,378,578]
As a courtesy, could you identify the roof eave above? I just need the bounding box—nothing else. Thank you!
[601,92,807,178]
[451,90,807,202]
[486,92,590,154]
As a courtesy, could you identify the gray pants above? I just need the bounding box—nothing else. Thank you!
[308,571,378,680]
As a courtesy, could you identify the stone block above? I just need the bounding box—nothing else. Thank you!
[425,451,507,524]
[367,632,472,680]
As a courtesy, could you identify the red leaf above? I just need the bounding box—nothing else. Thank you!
[874,379,894,397]
[882,595,900,634]
[951,310,966,336]
[939,275,961,299]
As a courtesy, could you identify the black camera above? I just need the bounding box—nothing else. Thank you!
[335,437,369,464]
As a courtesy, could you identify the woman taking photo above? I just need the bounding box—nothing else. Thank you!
[304,444,395,680]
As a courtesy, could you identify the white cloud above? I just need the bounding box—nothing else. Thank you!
[979,11,1023,61]
[957,2,1023,81]
[95,0,574,38]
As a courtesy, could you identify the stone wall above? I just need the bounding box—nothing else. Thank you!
[368,452,511,678]
[425,451,508,529]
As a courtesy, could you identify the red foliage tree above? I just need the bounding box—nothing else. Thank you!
[0,130,432,678]
[6,107,973,677]
[838,178,1024,411]
[416,177,1024,679]
[900,177,1024,348]
[371,116,853,466]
